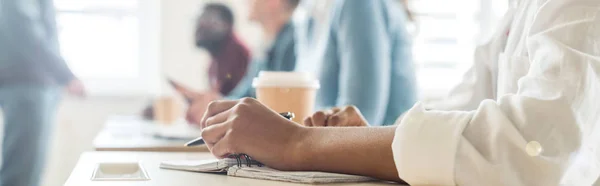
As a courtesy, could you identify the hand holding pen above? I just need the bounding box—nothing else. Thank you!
[186,112,295,146]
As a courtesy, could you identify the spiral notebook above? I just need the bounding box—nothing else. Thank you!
[160,156,376,184]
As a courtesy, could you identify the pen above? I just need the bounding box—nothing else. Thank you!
[185,112,295,147]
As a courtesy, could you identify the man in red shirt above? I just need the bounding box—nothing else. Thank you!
[195,3,251,96]
[143,3,250,120]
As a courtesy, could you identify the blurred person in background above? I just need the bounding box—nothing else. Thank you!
[194,3,251,98]
[186,0,299,124]
[0,0,86,185]
[143,3,250,120]
[295,0,418,126]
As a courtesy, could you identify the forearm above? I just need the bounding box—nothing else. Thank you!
[293,126,403,182]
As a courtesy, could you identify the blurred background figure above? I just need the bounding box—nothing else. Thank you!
[144,3,251,120]
[194,3,251,97]
[225,0,299,97]
[186,0,300,124]
[0,0,85,185]
[295,0,417,126]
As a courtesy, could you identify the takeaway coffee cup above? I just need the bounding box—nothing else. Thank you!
[252,71,320,123]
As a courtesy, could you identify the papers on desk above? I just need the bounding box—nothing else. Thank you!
[105,115,200,141]
[160,159,376,184]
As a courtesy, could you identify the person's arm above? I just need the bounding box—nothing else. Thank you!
[333,0,392,125]
[294,127,402,183]
[198,98,404,182]
[4,0,75,85]
[392,3,600,185]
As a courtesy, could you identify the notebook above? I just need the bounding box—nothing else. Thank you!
[160,158,376,184]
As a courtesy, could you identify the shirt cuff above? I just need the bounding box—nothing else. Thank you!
[391,103,474,185]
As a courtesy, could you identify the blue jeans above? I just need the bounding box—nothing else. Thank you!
[0,84,61,186]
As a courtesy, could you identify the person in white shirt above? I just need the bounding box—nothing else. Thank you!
[189,0,600,185]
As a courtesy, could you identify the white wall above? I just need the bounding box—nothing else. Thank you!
[40,0,263,185]
[160,0,210,93]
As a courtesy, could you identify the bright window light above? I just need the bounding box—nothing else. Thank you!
[55,0,139,79]
[54,0,161,96]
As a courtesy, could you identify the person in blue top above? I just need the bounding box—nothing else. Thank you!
[296,0,418,126]
[0,0,87,185]
[225,0,300,99]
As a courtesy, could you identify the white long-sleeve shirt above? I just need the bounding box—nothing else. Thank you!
[392,0,600,185]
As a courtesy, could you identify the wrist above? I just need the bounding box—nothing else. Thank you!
[286,126,319,171]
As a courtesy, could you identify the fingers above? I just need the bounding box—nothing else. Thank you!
[303,117,314,127]
[208,132,234,158]
[342,105,359,113]
[310,111,328,127]
[204,108,232,128]
[328,106,356,126]
[306,106,365,127]
[304,107,341,127]
[200,100,238,129]
[327,113,346,127]
[335,106,367,127]
[201,122,231,148]
[330,107,341,114]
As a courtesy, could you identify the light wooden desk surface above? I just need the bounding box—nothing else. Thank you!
[93,116,208,152]
[65,152,399,186]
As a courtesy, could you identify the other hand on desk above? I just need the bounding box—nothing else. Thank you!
[304,106,369,127]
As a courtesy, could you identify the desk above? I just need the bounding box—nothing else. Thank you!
[93,116,208,152]
[65,152,398,186]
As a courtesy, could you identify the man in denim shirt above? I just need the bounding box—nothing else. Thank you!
[225,0,298,98]
[0,0,85,185]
